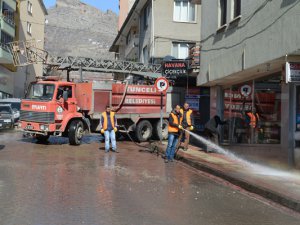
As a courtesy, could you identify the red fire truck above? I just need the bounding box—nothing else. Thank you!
[9,40,186,145]
[20,78,185,145]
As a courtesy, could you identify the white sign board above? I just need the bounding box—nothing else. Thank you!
[240,85,252,97]
[286,62,300,82]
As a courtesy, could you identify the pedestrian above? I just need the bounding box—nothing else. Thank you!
[204,115,227,152]
[178,102,194,151]
[101,106,118,153]
[165,105,183,163]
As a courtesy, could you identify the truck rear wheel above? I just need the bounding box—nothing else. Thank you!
[135,120,153,142]
[69,120,84,145]
[154,119,169,140]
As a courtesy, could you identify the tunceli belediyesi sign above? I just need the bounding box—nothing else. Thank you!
[162,61,188,77]
[286,62,300,82]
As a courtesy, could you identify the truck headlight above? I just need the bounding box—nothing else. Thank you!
[57,106,63,114]
[40,125,49,131]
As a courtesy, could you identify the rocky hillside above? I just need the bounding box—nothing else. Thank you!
[45,0,118,59]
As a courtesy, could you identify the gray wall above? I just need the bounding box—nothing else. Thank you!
[199,0,300,85]
[153,0,201,59]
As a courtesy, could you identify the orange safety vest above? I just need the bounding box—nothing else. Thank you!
[180,108,193,126]
[168,112,183,133]
[247,112,259,128]
[101,111,115,130]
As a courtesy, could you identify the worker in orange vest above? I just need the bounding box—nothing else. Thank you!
[246,111,260,128]
[165,105,183,163]
[101,106,118,153]
[179,102,194,151]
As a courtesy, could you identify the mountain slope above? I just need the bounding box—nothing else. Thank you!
[45,0,118,59]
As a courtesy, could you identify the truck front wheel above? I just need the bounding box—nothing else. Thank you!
[69,120,84,145]
[135,120,153,142]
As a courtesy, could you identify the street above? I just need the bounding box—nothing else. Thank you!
[0,130,300,225]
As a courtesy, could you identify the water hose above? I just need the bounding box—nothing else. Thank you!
[118,125,161,156]
[113,81,129,112]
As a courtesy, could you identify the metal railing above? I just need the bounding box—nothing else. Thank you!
[8,40,162,78]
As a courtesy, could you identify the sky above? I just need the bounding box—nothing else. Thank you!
[43,0,119,14]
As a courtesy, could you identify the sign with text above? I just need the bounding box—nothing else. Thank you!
[286,62,300,82]
[162,61,188,77]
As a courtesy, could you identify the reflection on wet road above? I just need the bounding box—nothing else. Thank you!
[0,131,299,225]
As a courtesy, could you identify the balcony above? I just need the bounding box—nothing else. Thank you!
[0,42,13,64]
[125,35,139,58]
[1,16,15,37]
[3,0,17,11]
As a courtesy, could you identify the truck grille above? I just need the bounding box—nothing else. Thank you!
[21,111,55,123]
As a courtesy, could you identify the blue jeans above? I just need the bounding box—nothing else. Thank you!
[104,130,116,152]
[165,134,179,160]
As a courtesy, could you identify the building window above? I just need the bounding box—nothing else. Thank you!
[173,0,196,22]
[27,1,33,14]
[143,46,149,64]
[172,42,191,59]
[1,31,13,45]
[143,4,150,30]
[218,0,227,27]
[126,32,131,45]
[27,22,32,35]
[232,0,241,18]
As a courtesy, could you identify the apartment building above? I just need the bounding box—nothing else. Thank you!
[0,0,47,99]
[0,0,17,98]
[110,0,201,68]
[199,0,300,167]
[118,0,135,30]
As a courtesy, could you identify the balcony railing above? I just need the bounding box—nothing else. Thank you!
[0,42,10,52]
[1,14,15,27]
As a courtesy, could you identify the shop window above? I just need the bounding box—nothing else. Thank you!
[173,0,196,23]
[222,74,281,144]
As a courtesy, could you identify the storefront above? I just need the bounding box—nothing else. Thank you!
[221,73,282,145]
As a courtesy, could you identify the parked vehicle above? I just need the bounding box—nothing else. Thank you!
[20,77,185,145]
[0,104,14,130]
[0,98,21,123]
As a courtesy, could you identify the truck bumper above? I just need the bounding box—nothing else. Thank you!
[21,121,57,134]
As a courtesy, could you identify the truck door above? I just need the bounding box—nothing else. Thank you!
[56,85,77,113]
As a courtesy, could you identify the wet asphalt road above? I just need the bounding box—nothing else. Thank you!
[0,130,300,225]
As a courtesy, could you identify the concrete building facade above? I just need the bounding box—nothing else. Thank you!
[111,0,201,66]
[0,0,47,99]
[0,0,17,98]
[198,0,300,167]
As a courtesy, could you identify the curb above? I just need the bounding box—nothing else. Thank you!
[153,143,300,213]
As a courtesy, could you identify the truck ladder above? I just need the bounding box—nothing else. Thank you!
[8,40,162,78]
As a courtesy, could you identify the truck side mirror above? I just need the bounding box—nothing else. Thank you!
[63,90,69,102]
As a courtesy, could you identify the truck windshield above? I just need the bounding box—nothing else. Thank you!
[0,106,12,114]
[26,83,55,101]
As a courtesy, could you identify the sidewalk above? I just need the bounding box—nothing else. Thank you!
[154,142,300,213]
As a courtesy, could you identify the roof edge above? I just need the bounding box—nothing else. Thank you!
[109,0,139,52]
[38,0,48,15]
